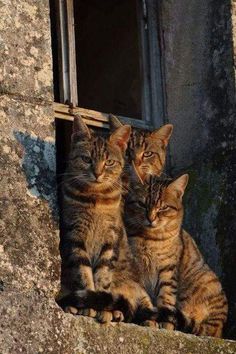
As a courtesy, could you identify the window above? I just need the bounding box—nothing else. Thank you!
[49,0,165,179]
[50,0,165,129]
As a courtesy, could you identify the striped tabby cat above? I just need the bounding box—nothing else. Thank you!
[58,116,156,323]
[109,114,173,182]
[125,175,228,337]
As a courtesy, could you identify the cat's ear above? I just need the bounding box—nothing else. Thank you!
[109,125,131,152]
[151,124,173,146]
[72,115,91,141]
[109,114,123,132]
[167,174,189,199]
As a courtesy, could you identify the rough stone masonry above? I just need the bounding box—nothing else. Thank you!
[0,0,235,353]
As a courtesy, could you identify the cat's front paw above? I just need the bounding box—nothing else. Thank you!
[97,310,113,323]
[77,308,97,318]
[141,320,159,328]
[157,307,176,330]
[113,310,124,322]
[158,322,175,330]
[65,306,79,315]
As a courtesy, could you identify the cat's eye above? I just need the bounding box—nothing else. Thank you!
[143,151,153,158]
[138,201,146,208]
[81,155,92,163]
[105,159,116,166]
[159,205,170,212]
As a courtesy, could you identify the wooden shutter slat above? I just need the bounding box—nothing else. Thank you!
[54,103,152,130]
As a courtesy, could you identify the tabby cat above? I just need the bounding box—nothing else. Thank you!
[124,175,228,337]
[109,114,173,183]
[57,116,156,324]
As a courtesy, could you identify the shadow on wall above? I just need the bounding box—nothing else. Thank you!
[14,131,58,221]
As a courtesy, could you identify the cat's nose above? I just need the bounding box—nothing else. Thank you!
[94,171,103,183]
[94,170,102,179]
[147,212,156,227]
[147,219,156,228]
[93,163,104,181]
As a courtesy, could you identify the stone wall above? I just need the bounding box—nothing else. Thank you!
[0,0,236,353]
[0,0,60,351]
[162,0,236,337]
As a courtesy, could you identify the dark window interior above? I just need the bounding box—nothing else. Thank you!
[50,0,143,117]
[74,0,142,119]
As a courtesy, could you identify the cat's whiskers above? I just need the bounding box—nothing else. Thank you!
[58,172,80,177]
[58,173,90,189]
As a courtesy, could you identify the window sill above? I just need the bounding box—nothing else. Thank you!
[54,102,152,130]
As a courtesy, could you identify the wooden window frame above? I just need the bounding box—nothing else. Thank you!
[53,0,165,130]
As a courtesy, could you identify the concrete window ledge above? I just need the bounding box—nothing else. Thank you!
[1,292,236,354]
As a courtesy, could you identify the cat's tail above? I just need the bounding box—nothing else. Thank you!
[56,290,133,320]
[177,306,227,337]
[176,309,200,334]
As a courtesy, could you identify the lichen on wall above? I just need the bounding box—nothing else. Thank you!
[14,131,57,210]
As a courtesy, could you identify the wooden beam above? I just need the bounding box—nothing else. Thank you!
[66,0,78,106]
[146,0,165,128]
[55,0,70,103]
[54,102,153,130]
[136,0,165,128]
[55,113,109,129]
[136,0,152,122]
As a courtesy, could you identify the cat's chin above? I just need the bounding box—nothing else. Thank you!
[85,180,113,193]
[94,180,103,184]
[143,226,158,235]
[143,220,158,229]
[144,223,167,234]
[87,181,105,189]
[146,224,157,229]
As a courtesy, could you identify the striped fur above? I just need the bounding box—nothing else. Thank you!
[58,115,156,323]
[177,230,228,337]
[109,114,173,183]
[125,175,228,336]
